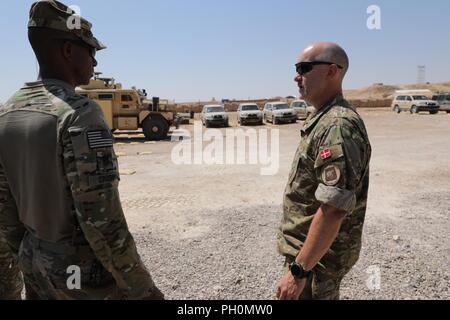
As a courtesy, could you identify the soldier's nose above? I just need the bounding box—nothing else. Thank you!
[92,57,98,67]
[295,74,302,83]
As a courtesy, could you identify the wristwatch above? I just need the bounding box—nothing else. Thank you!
[289,261,312,279]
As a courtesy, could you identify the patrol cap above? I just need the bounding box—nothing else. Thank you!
[28,0,106,50]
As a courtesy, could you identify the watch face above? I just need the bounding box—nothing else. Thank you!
[290,263,303,277]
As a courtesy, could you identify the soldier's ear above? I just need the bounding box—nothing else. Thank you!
[327,64,339,79]
[61,41,73,62]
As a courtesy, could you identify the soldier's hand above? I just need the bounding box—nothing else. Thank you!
[276,272,307,300]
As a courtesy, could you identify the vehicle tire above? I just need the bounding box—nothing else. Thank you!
[394,105,401,114]
[430,110,438,115]
[410,106,418,114]
[291,119,297,123]
[142,115,169,141]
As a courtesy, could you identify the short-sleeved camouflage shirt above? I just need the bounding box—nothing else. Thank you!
[278,93,371,274]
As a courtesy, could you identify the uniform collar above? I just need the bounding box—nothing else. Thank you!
[301,93,347,134]
[23,79,76,94]
[41,79,76,94]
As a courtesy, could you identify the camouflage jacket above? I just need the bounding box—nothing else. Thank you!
[0,79,157,298]
[278,93,371,274]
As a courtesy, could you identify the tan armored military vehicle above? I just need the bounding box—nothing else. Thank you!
[77,73,178,140]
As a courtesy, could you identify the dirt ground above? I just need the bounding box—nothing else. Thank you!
[113,108,450,300]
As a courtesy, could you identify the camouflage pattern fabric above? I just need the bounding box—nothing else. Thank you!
[278,93,371,280]
[0,235,23,300]
[0,79,163,300]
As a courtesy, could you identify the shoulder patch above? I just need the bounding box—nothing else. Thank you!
[315,144,344,168]
[87,130,114,149]
[321,164,341,186]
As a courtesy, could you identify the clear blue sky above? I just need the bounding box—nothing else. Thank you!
[1,0,449,102]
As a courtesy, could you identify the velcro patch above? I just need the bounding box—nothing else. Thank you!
[321,165,341,186]
[87,130,113,149]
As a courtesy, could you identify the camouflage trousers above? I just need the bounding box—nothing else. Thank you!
[19,232,118,300]
[0,236,23,300]
[283,257,348,300]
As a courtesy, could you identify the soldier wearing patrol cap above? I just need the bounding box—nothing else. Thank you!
[0,0,164,299]
[276,42,371,300]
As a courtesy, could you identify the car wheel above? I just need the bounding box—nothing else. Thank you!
[394,105,401,114]
[430,110,438,115]
[410,106,418,114]
[142,115,169,141]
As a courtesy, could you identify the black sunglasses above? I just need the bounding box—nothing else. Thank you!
[59,39,97,58]
[295,61,343,75]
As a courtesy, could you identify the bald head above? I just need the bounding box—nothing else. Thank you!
[300,42,349,79]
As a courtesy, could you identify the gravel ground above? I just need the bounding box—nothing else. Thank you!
[117,110,450,300]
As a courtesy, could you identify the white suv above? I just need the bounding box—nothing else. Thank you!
[263,102,297,124]
[201,105,229,127]
[391,95,439,114]
[237,103,263,125]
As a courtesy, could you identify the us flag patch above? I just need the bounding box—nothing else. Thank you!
[87,130,114,149]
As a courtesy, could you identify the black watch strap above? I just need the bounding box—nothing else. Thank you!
[290,261,312,279]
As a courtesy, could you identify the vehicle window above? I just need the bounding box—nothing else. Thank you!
[432,95,438,101]
[406,96,412,101]
[121,95,133,102]
[241,105,259,111]
[413,95,428,100]
[291,102,306,108]
[446,95,450,101]
[206,107,225,113]
[98,94,113,100]
[273,104,289,110]
[397,96,404,101]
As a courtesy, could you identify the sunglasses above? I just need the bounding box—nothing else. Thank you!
[59,39,97,58]
[295,61,343,76]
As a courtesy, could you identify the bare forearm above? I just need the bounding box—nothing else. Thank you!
[296,204,347,271]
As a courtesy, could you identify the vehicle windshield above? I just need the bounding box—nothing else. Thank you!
[413,96,428,100]
[273,104,289,110]
[291,102,306,108]
[205,106,224,113]
[241,105,259,111]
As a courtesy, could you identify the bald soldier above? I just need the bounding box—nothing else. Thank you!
[0,0,163,299]
[276,43,371,300]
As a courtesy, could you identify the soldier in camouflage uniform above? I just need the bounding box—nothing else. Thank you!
[276,43,371,300]
[0,0,163,300]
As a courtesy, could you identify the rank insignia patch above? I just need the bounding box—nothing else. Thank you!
[321,165,341,186]
[87,130,114,149]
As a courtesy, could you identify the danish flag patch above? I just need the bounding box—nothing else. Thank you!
[320,148,331,160]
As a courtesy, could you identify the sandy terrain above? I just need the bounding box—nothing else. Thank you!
[114,108,450,300]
